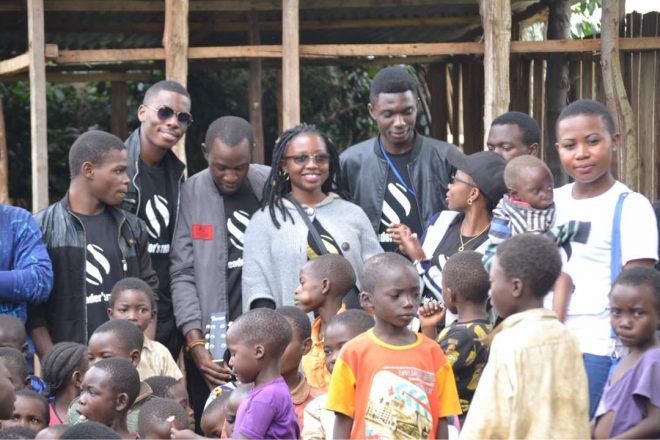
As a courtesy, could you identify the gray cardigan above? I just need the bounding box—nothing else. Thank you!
[170,165,270,336]
[241,194,383,311]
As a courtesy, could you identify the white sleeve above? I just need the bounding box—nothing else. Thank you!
[620,192,658,264]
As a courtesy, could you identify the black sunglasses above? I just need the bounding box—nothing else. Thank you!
[144,105,193,127]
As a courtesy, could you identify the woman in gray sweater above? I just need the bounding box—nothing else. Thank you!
[242,124,382,311]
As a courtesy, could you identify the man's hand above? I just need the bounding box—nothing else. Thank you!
[185,329,233,389]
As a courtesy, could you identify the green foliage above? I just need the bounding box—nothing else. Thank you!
[571,0,602,39]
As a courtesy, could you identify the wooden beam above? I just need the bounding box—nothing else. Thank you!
[0,44,58,76]
[0,72,152,83]
[248,10,265,165]
[480,0,511,145]
[28,0,49,212]
[0,0,469,12]
[163,0,189,166]
[52,38,660,65]
[602,0,637,189]
[428,62,448,141]
[282,0,300,130]
[110,81,128,140]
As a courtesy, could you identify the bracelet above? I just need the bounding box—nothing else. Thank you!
[185,339,206,353]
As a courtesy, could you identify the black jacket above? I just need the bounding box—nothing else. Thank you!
[27,196,159,344]
[339,133,457,233]
[120,128,185,324]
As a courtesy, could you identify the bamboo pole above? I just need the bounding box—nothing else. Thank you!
[282,0,300,130]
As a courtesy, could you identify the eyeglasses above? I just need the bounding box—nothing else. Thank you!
[450,174,477,187]
[282,154,331,165]
[144,105,194,127]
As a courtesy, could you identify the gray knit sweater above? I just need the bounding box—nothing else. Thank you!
[241,194,382,311]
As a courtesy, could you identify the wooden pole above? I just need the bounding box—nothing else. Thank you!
[428,62,447,141]
[544,0,570,186]
[110,81,128,140]
[248,10,265,164]
[480,0,511,147]
[601,0,637,189]
[0,95,8,204]
[282,0,300,130]
[28,0,48,212]
[163,0,189,167]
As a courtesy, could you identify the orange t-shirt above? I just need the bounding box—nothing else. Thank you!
[326,329,461,439]
[301,305,346,390]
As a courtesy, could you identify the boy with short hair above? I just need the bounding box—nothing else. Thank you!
[28,130,159,358]
[226,309,298,439]
[295,255,355,390]
[143,376,194,429]
[418,251,492,421]
[76,358,141,439]
[302,310,374,440]
[0,389,49,432]
[136,397,188,440]
[460,234,590,438]
[0,348,28,391]
[276,306,323,431]
[68,320,153,432]
[327,252,461,439]
[107,277,182,381]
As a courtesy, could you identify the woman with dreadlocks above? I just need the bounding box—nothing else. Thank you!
[242,123,381,311]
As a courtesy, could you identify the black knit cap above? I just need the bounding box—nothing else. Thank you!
[446,148,507,207]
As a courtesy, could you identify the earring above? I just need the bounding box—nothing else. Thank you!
[280,170,290,181]
[467,198,473,205]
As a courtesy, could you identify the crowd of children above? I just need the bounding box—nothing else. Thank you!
[0,76,659,440]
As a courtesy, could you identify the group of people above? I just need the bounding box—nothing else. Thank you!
[0,65,658,439]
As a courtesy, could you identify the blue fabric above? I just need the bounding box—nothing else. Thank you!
[583,353,612,419]
[0,204,53,323]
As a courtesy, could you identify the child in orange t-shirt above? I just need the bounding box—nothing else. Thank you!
[295,254,356,390]
[327,253,461,439]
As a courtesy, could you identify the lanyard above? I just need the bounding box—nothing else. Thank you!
[379,138,416,197]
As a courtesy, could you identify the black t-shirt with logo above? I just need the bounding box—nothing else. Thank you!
[222,181,260,321]
[77,210,123,337]
[137,160,174,317]
[378,150,423,253]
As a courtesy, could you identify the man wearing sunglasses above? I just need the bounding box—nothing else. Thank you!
[340,66,456,254]
[122,80,191,360]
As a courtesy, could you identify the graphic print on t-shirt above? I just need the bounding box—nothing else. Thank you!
[381,182,412,227]
[144,194,170,248]
[85,244,111,290]
[227,210,251,266]
[364,370,433,439]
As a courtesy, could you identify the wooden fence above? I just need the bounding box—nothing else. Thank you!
[426,12,659,201]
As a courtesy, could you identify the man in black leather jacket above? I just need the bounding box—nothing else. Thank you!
[121,80,190,358]
[340,66,456,253]
[27,131,159,357]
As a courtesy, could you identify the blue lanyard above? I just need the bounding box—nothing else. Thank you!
[379,138,416,196]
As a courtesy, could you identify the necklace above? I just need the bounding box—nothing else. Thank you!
[458,222,490,252]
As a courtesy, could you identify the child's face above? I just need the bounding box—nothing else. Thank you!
[487,123,530,161]
[280,319,306,376]
[440,282,458,315]
[488,257,517,319]
[88,148,130,207]
[293,265,326,313]
[107,289,154,333]
[555,114,616,185]
[609,283,659,349]
[201,406,225,438]
[76,366,121,426]
[0,364,15,420]
[1,396,48,433]
[87,331,139,368]
[323,323,355,373]
[226,328,260,384]
[224,389,249,439]
[369,266,421,329]
[509,166,554,209]
[167,381,194,430]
